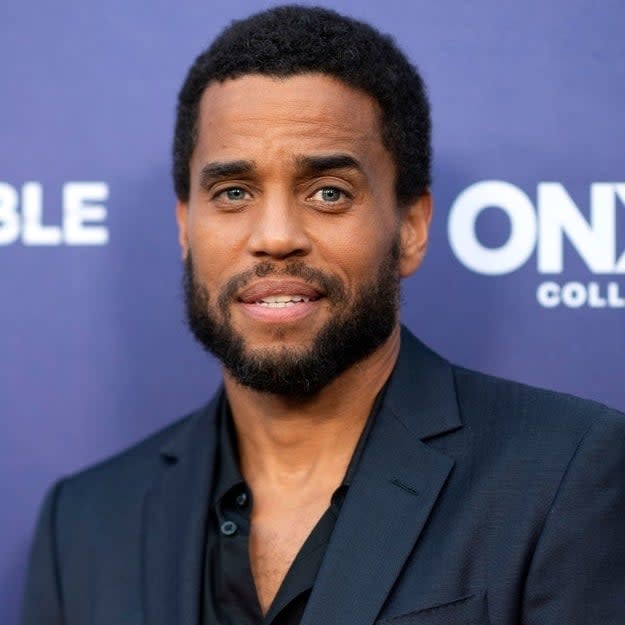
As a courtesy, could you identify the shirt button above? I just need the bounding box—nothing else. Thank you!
[235,492,248,507]
[220,520,238,536]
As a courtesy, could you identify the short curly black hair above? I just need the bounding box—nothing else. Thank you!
[173,5,431,207]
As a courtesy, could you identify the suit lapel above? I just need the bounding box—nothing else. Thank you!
[142,394,222,625]
[300,327,462,625]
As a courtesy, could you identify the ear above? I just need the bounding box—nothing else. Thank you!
[175,200,190,260]
[398,191,433,278]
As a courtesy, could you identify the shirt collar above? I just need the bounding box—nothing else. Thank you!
[212,380,390,506]
[211,395,246,506]
[342,381,388,485]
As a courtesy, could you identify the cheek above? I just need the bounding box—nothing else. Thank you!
[314,213,398,281]
[186,213,246,282]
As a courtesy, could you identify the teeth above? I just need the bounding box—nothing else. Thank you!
[259,301,296,308]
[257,295,311,305]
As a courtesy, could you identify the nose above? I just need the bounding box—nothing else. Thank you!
[246,192,312,260]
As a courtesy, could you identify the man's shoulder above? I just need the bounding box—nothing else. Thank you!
[451,362,625,443]
[56,401,215,506]
[397,327,624,441]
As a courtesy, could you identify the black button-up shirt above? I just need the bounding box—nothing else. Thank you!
[202,390,384,625]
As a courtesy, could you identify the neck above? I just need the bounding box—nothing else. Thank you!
[223,325,401,494]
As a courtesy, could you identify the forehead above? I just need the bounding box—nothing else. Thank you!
[192,73,387,164]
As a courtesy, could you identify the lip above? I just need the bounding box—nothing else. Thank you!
[237,279,323,304]
[236,279,324,324]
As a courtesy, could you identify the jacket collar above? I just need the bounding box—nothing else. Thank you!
[143,393,222,625]
[386,325,461,440]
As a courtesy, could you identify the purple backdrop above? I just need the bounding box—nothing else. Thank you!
[1,1,624,622]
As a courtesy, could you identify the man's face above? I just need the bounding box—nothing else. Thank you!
[177,73,430,397]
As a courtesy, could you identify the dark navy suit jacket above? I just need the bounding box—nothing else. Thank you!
[22,328,625,624]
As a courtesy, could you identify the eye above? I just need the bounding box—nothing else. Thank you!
[312,186,349,202]
[219,187,248,201]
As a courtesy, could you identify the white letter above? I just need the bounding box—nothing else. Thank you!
[613,184,625,273]
[448,180,536,275]
[0,183,20,245]
[537,281,560,308]
[63,182,109,245]
[587,282,607,308]
[607,282,625,307]
[561,282,587,308]
[22,182,62,246]
[538,183,615,274]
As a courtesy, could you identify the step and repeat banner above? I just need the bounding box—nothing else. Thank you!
[1,1,623,621]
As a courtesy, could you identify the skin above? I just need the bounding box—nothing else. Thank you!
[176,73,432,613]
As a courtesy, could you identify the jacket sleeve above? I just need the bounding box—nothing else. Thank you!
[21,480,65,625]
[522,407,625,624]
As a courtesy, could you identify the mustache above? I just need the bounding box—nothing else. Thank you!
[217,261,346,313]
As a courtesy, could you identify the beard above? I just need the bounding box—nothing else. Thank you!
[183,241,401,399]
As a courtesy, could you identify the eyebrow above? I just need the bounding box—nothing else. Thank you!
[295,154,364,175]
[198,153,364,190]
[199,160,255,188]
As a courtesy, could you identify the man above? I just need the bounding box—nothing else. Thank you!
[22,5,625,625]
